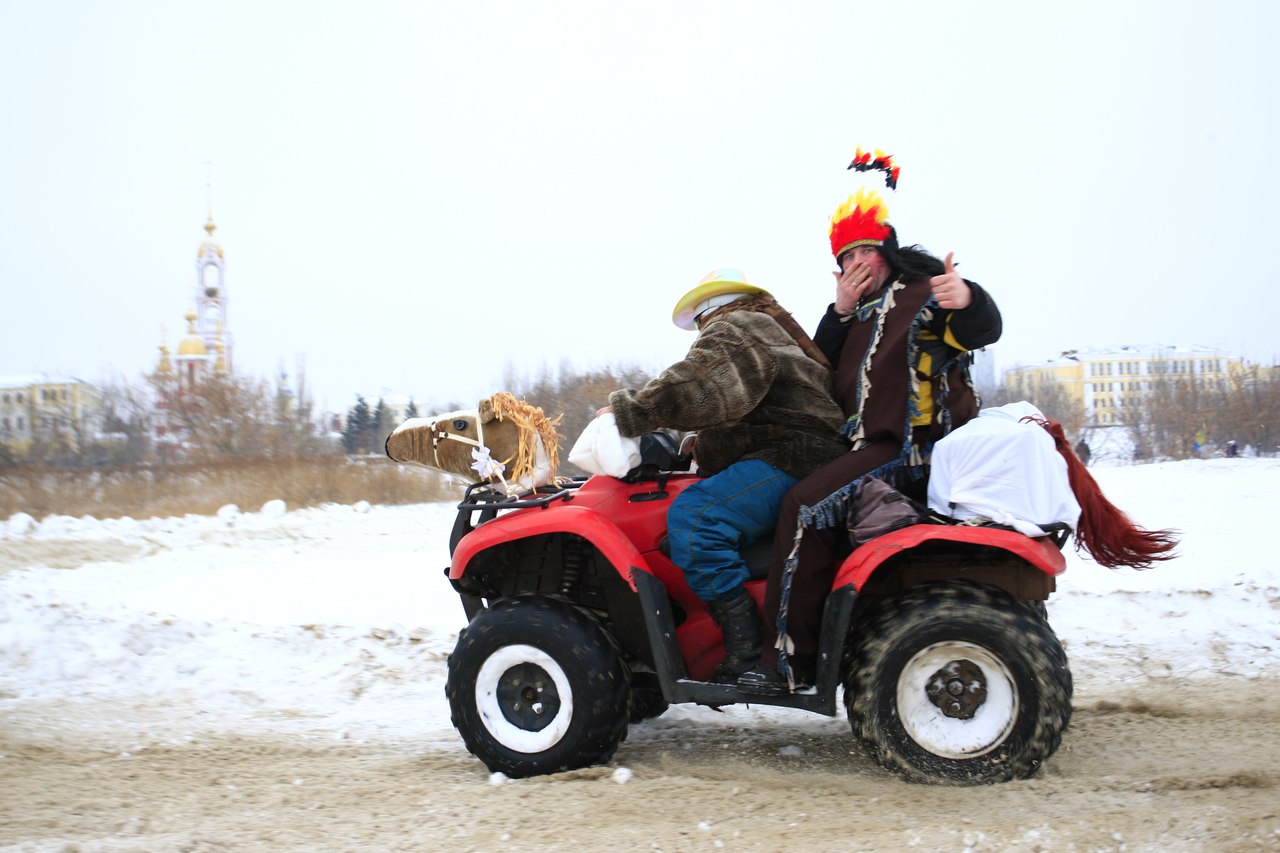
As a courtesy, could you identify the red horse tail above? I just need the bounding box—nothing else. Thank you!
[1027,417,1179,569]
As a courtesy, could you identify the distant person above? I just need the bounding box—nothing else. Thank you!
[739,150,1003,695]
[1226,440,1238,458]
[1074,439,1092,466]
[601,269,847,683]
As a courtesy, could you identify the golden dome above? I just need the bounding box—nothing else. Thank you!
[156,343,173,375]
[177,336,208,357]
[176,311,208,356]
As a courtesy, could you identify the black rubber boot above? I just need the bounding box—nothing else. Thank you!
[737,663,790,696]
[706,588,764,683]
[739,653,816,696]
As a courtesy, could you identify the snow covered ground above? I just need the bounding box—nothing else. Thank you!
[1,457,1276,751]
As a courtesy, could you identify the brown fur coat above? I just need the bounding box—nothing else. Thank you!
[609,307,848,478]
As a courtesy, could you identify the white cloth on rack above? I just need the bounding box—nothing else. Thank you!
[927,401,1081,537]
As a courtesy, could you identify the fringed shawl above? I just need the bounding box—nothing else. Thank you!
[808,278,980,530]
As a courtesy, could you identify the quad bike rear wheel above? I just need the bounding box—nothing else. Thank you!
[446,595,630,778]
[844,581,1072,785]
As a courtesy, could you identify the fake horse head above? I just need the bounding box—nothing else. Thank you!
[385,392,560,491]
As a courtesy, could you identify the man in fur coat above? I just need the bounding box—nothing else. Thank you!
[602,268,848,682]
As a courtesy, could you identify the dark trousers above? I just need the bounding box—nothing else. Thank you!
[759,438,905,671]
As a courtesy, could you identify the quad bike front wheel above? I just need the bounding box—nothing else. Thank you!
[844,581,1072,785]
[446,595,630,778]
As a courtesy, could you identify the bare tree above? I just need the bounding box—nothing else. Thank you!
[997,374,1086,441]
[1127,375,1224,460]
[18,382,118,467]
[152,371,332,464]
[1210,366,1280,456]
[96,378,154,465]
[502,362,657,474]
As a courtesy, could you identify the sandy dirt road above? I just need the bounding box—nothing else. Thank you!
[3,679,1278,852]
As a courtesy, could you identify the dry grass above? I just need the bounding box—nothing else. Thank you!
[0,455,457,521]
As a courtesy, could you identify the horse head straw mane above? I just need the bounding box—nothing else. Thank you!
[385,392,561,491]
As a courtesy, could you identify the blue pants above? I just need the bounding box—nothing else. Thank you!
[666,458,798,603]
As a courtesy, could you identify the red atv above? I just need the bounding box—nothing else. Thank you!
[441,439,1073,785]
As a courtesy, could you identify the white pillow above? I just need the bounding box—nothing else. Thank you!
[568,413,642,478]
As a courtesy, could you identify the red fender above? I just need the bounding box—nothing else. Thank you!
[450,504,652,591]
[832,524,1067,592]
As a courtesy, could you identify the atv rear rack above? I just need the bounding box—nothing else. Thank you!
[455,479,588,513]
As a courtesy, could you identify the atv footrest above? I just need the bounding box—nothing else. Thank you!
[636,570,850,715]
[671,679,836,714]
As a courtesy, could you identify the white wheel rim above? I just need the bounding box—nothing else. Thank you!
[896,641,1018,759]
[475,644,574,753]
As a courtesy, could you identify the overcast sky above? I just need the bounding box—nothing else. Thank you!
[2,1,1276,415]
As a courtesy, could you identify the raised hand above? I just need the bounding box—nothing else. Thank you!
[930,252,972,310]
[833,261,879,315]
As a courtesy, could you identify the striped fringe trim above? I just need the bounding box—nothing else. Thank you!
[841,280,906,448]
[799,456,913,531]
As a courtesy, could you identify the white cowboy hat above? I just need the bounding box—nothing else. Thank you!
[671,268,769,330]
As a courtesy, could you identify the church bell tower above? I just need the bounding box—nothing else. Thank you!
[194,172,231,370]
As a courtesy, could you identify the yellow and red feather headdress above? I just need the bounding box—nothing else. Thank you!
[828,147,899,259]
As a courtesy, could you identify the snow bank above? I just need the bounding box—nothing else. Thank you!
[1,459,1276,747]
